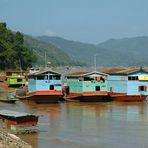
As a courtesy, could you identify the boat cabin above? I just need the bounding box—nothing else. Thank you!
[64,71,108,97]
[27,69,62,94]
[6,70,28,86]
[104,68,148,101]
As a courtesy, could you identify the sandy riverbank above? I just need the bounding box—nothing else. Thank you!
[0,128,32,148]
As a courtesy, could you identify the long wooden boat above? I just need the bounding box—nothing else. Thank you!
[17,90,62,103]
[0,110,39,134]
[0,97,19,103]
[109,92,147,102]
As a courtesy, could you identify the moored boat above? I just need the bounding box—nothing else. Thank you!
[0,110,39,134]
[64,71,111,102]
[17,69,63,103]
[0,97,18,103]
[24,90,62,103]
[104,67,148,101]
[109,92,147,102]
[5,70,28,87]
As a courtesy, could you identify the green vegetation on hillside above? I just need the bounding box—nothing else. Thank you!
[0,22,37,70]
[98,37,148,66]
[37,36,105,66]
[37,36,148,66]
[1,22,147,69]
[24,35,80,66]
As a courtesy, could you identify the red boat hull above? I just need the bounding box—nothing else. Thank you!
[25,94,62,103]
[18,90,62,103]
[109,92,147,102]
[80,95,110,102]
[64,91,111,102]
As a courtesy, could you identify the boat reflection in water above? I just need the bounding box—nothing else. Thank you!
[1,99,148,147]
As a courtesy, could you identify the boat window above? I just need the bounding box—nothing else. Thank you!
[50,75,60,80]
[17,79,22,82]
[128,76,138,81]
[37,75,47,80]
[44,76,48,80]
[95,76,101,81]
[50,85,54,90]
[96,86,100,91]
[139,86,147,91]
[100,77,105,82]
[84,77,94,81]
[79,77,83,81]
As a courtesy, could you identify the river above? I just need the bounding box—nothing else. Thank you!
[0,100,148,148]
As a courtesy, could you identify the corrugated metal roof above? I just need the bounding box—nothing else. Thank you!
[0,110,38,118]
[27,69,62,77]
[65,71,108,77]
[66,72,89,76]
[103,67,126,74]
[103,67,148,75]
[6,70,28,73]
[6,76,25,78]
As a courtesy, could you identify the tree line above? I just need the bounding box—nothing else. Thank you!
[0,22,37,70]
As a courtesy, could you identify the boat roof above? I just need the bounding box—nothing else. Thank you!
[103,67,148,75]
[27,69,62,77]
[0,110,38,118]
[6,70,28,73]
[65,71,108,77]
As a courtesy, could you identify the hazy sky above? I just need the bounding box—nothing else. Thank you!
[1,0,148,43]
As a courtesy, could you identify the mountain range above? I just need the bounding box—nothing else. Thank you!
[24,35,148,67]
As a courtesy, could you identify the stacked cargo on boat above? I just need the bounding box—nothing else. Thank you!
[0,110,39,134]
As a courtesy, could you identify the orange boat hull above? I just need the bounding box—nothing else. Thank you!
[109,92,147,102]
[22,90,62,103]
[64,91,111,102]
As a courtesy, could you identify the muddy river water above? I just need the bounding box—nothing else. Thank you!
[1,100,148,148]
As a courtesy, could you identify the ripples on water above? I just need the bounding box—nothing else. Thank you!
[1,100,148,148]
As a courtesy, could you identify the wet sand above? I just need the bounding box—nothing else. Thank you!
[0,101,148,148]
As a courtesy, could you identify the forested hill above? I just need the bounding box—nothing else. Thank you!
[97,36,148,66]
[0,22,79,70]
[37,36,109,66]
[0,23,36,70]
[24,35,79,66]
[37,35,148,66]
[1,22,148,69]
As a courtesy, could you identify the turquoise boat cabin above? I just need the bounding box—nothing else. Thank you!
[6,70,28,86]
[64,71,109,102]
[104,67,148,101]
